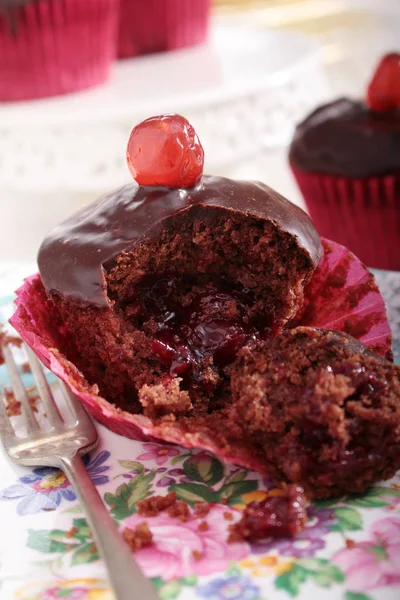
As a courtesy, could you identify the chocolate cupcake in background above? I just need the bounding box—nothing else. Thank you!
[118,0,211,59]
[289,53,400,271]
[0,0,119,101]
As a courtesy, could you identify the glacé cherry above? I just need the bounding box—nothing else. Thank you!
[366,53,400,112]
[127,114,204,188]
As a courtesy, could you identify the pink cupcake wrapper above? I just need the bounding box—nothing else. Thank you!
[118,0,210,59]
[291,165,400,271]
[0,0,119,101]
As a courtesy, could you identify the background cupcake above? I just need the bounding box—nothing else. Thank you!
[289,53,400,271]
[118,0,211,59]
[0,0,119,101]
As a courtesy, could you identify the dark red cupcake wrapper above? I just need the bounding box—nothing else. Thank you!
[0,0,119,101]
[118,0,210,59]
[290,165,400,271]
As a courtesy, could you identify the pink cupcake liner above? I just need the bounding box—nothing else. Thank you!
[118,0,210,59]
[0,0,119,101]
[9,238,393,469]
[291,165,400,271]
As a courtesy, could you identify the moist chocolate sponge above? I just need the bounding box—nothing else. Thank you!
[231,327,400,498]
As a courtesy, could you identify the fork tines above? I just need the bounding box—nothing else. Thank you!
[1,342,83,432]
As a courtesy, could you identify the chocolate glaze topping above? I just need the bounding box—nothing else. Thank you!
[38,175,323,307]
[289,98,400,177]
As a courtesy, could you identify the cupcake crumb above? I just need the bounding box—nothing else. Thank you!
[65,527,78,539]
[227,524,243,544]
[223,511,234,521]
[4,388,39,417]
[139,379,192,419]
[5,388,21,417]
[137,492,177,517]
[194,503,210,518]
[167,499,190,522]
[137,492,191,521]
[0,325,22,362]
[123,522,153,552]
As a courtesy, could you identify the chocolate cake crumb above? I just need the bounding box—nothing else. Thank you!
[65,527,78,538]
[5,388,20,417]
[223,511,234,521]
[198,520,209,531]
[137,492,177,517]
[4,388,39,416]
[0,325,22,364]
[29,395,40,412]
[167,499,190,522]
[123,522,153,552]
[139,378,192,418]
[192,550,203,561]
[136,492,191,522]
[345,539,356,549]
[21,362,30,373]
[194,503,211,518]
[227,525,243,544]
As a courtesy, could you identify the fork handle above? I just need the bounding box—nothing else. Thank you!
[59,453,159,600]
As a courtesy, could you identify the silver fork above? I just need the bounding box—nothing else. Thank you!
[0,343,159,600]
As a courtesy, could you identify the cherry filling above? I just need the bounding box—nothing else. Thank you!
[332,363,388,405]
[333,363,388,474]
[125,276,266,387]
[235,485,307,540]
[295,363,389,486]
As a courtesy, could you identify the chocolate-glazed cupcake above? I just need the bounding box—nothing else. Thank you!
[11,113,396,499]
[38,114,323,414]
[289,53,400,270]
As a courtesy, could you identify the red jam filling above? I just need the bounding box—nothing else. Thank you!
[294,364,389,485]
[332,363,388,405]
[236,485,307,539]
[126,277,267,387]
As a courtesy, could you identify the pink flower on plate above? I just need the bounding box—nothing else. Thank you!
[136,443,180,466]
[122,504,249,579]
[333,516,400,592]
[42,587,88,600]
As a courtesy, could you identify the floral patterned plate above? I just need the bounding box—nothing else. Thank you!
[0,266,399,600]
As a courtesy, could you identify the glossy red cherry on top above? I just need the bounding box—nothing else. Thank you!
[366,53,400,112]
[127,114,204,188]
